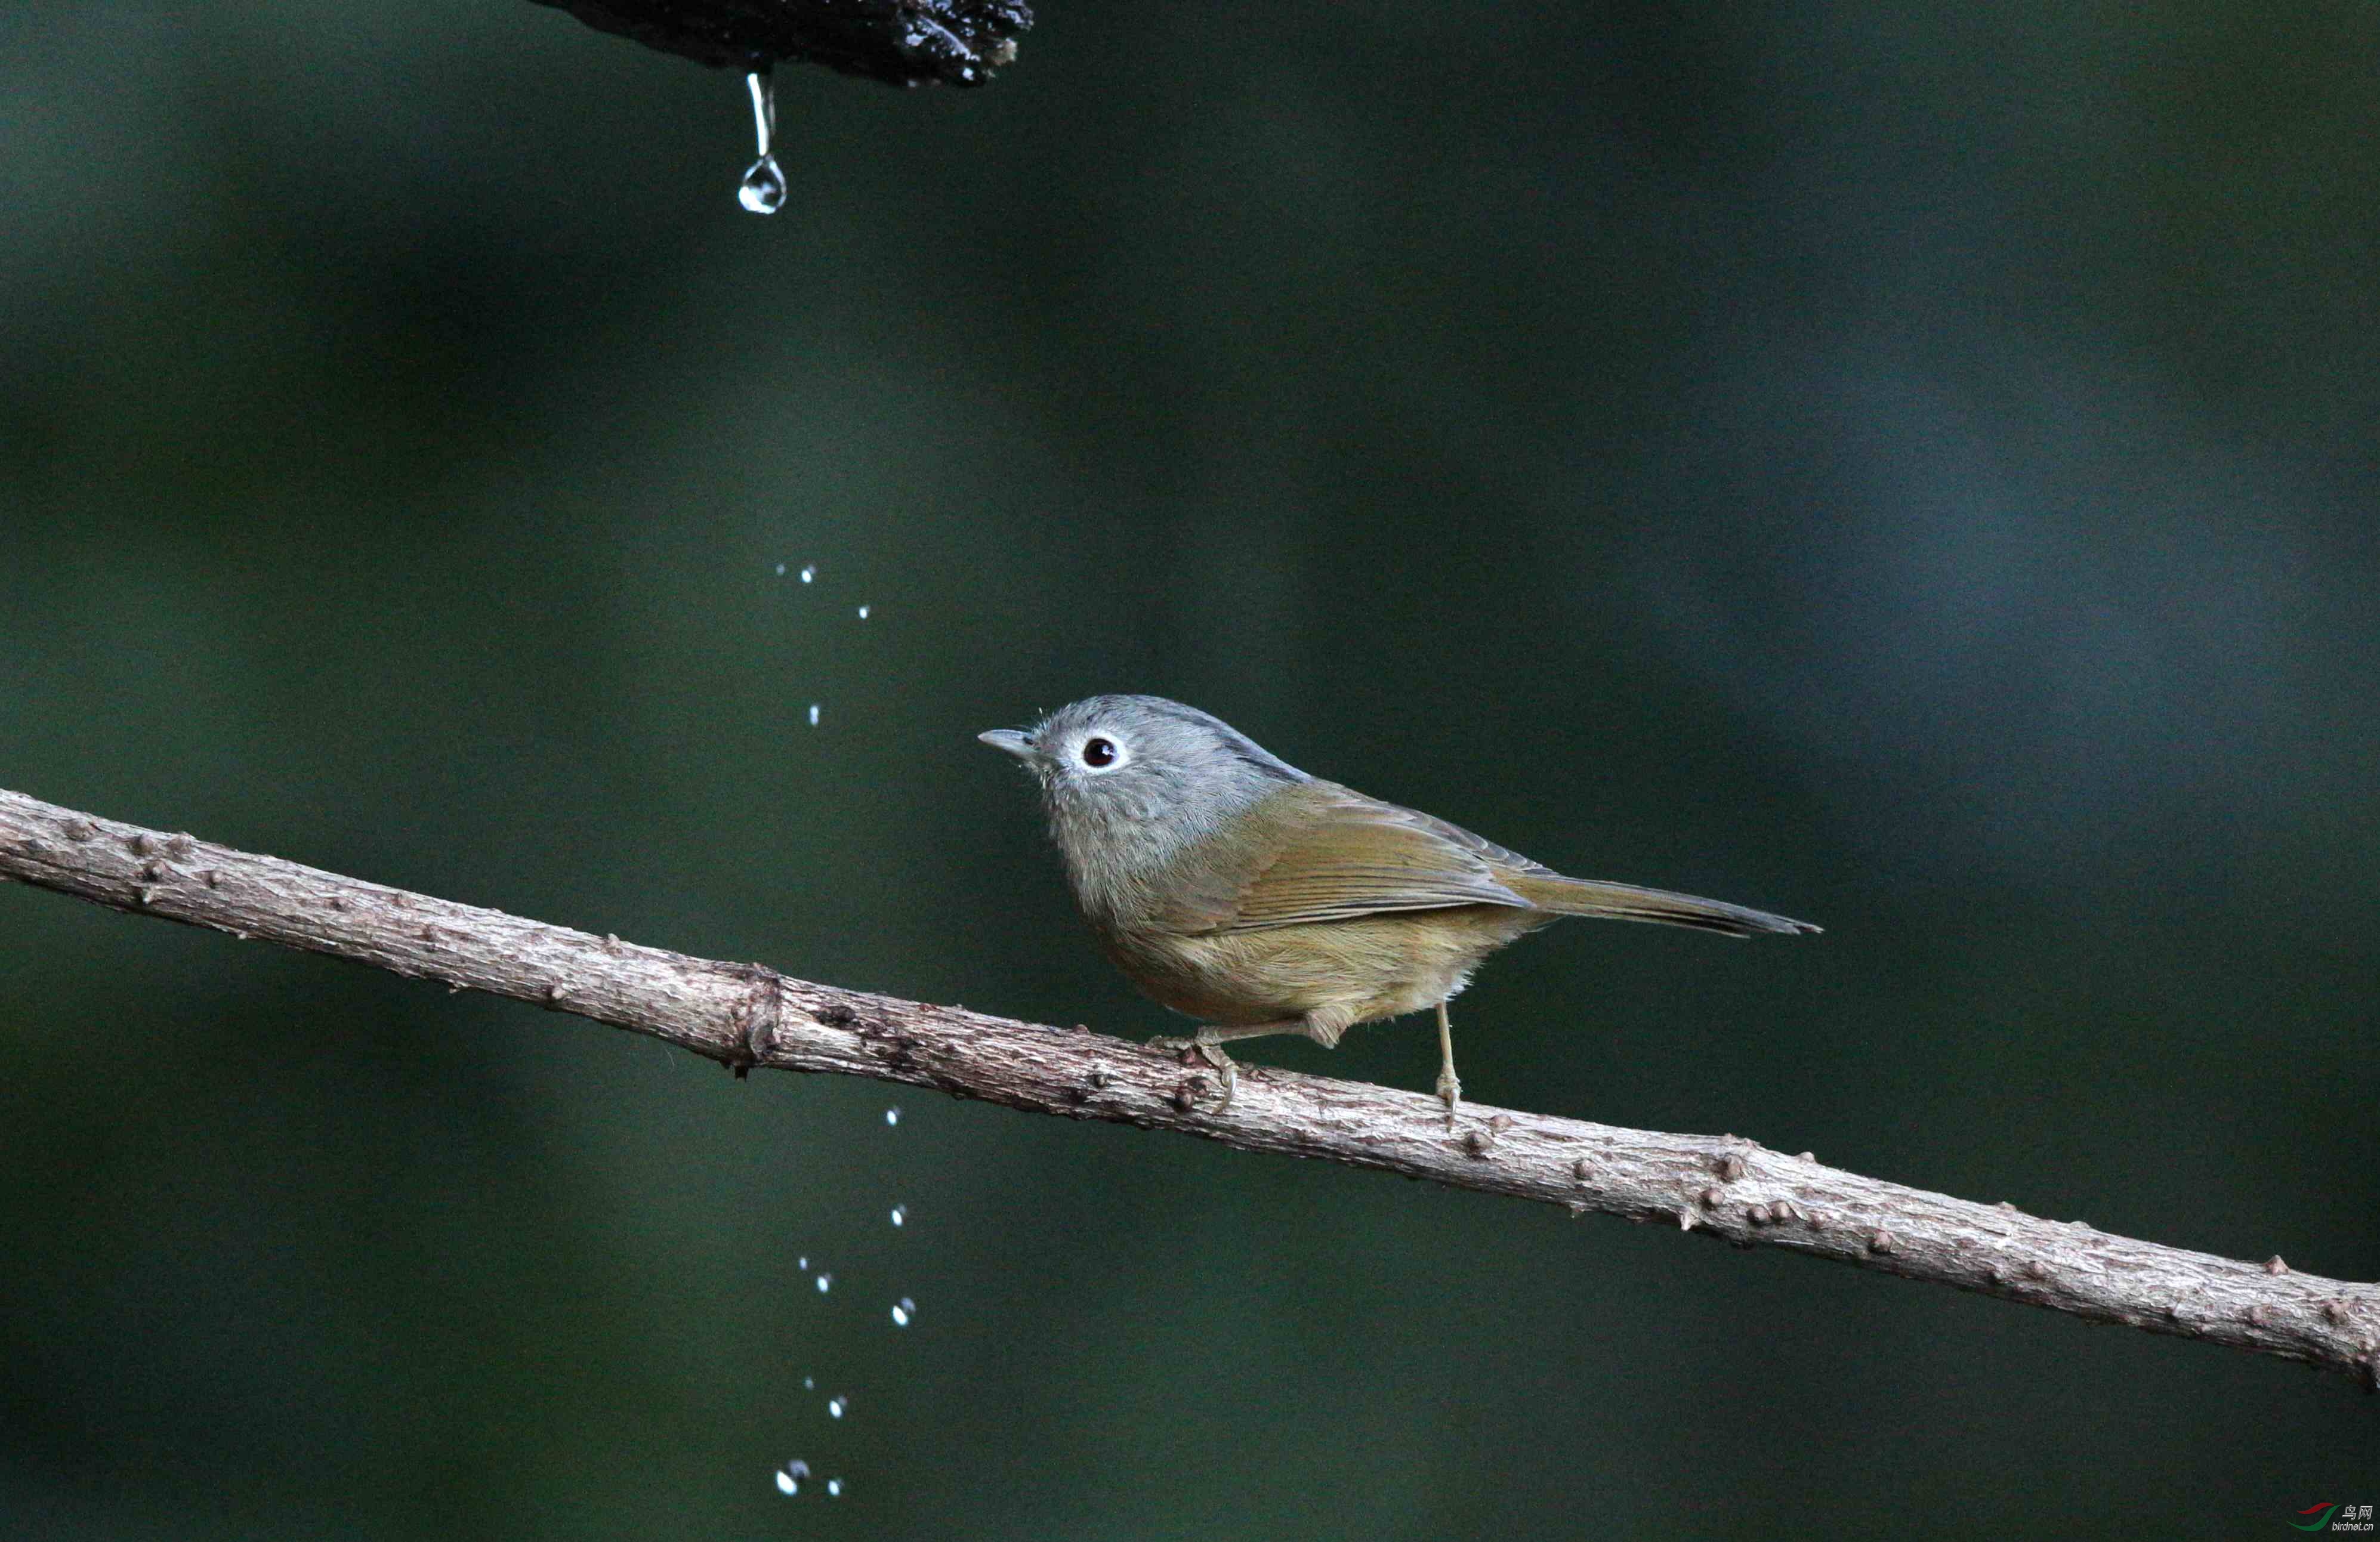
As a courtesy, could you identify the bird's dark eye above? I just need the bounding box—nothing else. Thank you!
[1081,737,1118,768]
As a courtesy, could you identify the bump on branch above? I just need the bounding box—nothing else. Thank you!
[2,784,2374,1390]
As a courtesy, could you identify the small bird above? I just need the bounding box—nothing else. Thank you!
[980,695,1817,1119]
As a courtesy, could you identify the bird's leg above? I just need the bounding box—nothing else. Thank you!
[1434,1000,1462,1128]
[1147,1020,1301,1111]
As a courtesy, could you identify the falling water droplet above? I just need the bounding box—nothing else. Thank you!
[890,1205,906,1227]
[802,1374,816,1390]
[828,1395,847,1419]
[774,562,786,576]
[798,1256,809,1270]
[807,703,821,727]
[775,1459,810,1495]
[738,70,786,215]
[816,1272,833,1293]
[826,1478,844,1497]
[884,1107,902,1126]
[799,564,816,583]
[856,604,870,619]
[891,1297,915,1326]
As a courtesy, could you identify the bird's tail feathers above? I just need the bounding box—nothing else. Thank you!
[1506,874,1819,937]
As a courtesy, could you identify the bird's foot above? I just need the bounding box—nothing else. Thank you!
[1148,1034,1240,1112]
[1435,1065,1462,1132]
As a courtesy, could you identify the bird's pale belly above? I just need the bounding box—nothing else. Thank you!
[1100,905,1553,1028]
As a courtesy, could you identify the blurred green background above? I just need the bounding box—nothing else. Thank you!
[4,1,2377,1535]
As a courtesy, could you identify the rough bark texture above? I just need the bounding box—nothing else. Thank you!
[2,784,2374,1389]
[527,0,1032,86]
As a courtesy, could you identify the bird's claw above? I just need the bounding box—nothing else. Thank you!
[1149,1035,1239,1113]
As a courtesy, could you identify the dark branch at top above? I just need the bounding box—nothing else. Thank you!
[529,0,1032,87]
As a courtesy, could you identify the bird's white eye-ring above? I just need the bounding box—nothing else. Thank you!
[1079,736,1121,769]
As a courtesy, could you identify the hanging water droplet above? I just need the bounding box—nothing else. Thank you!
[775,1459,810,1495]
[889,1204,906,1227]
[856,604,870,619]
[884,1106,902,1126]
[816,1272,833,1293]
[738,70,786,215]
[739,160,786,215]
[807,703,821,727]
[828,1395,847,1419]
[826,1478,844,1497]
[799,564,816,583]
[891,1296,915,1326]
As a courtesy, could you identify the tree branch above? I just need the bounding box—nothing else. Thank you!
[2,784,2373,1389]
[526,0,1032,87]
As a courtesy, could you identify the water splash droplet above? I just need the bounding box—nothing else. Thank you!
[807,703,821,727]
[856,605,870,619]
[775,1459,810,1495]
[828,1395,847,1419]
[738,70,785,215]
[889,1205,906,1227]
[802,1374,816,1390]
[774,562,786,576]
[884,1107,902,1126]
[826,1478,844,1497]
[799,564,816,583]
[891,1296,915,1326]
[816,1272,833,1293]
[798,1256,809,1270]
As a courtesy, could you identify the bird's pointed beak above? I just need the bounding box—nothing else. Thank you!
[977,728,1035,758]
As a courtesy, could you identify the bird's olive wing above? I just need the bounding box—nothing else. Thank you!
[1162,783,1538,934]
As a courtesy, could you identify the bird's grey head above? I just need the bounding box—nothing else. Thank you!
[978,694,1307,877]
